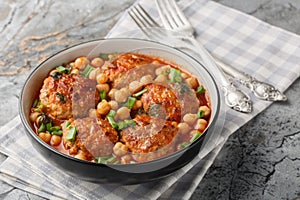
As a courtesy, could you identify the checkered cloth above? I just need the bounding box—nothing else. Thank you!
[0,0,299,199]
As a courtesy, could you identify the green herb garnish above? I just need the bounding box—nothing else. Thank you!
[66,126,77,142]
[197,110,205,119]
[64,120,71,129]
[81,65,94,78]
[190,131,202,143]
[56,66,70,74]
[52,130,63,136]
[107,116,118,129]
[169,68,182,83]
[124,97,136,109]
[133,89,148,97]
[38,123,46,133]
[196,85,205,94]
[180,141,190,149]
[100,90,107,101]
[117,119,136,130]
[32,99,39,108]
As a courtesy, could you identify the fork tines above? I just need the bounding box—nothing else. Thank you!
[129,4,160,29]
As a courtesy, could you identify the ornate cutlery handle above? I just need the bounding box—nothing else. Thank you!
[215,60,287,101]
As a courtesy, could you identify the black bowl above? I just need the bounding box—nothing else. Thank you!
[19,38,221,184]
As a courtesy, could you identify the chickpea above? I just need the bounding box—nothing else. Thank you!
[183,113,198,126]
[97,100,111,115]
[120,88,131,98]
[96,73,108,84]
[88,68,100,80]
[113,142,128,157]
[154,74,167,82]
[88,108,97,118]
[199,106,211,118]
[114,90,128,102]
[132,100,142,110]
[70,68,79,75]
[29,112,40,123]
[140,75,153,85]
[186,77,199,89]
[129,81,143,93]
[51,135,62,146]
[96,83,110,93]
[91,57,104,68]
[178,122,191,135]
[38,132,51,143]
[108,88,117,99]
[120,155,132,164]
[108,100,119,110]
[116,107,131,120]
[194,119,208,132]
[74,57,89,70]
[155,65,170,76]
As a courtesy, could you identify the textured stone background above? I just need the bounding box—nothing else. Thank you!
[0,0,299,199]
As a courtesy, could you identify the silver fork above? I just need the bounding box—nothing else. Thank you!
[129,4,252,113]
[155,0,287,102]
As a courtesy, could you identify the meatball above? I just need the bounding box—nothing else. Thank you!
[170,82,200,115]
[104,53,158,88]
[141,83,182,122]
[63,118,118,160]
[120,115,178,162]
[39,74,99,120]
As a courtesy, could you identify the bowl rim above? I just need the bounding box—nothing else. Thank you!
[19,37,221,169]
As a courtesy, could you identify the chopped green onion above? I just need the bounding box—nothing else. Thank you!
[36,103,44,112]
[124,97,136,109]
[66,126,77,142]
[64,120,71,129]
[161,70,169,76]
[52,130,63,136]
[50,126,61,132]
[100,90,107,101]
[107,110,116,118]
[95,156,117,164]
[180,141,190,149]
[197,110,205,119]
[196,85,205,94]
[106,156,117,163]
[38,123,46,133]
[81,65,94,78]
[56,66,70,74]
[169,68,182,83]
[190,131,202,143]
[99,53,109,60]
[117,119,136,130]
[46,122,52,132]
[107,116,118,129]
[133,89,148,97]
[32,99,39,108]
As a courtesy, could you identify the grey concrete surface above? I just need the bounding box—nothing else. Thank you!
[0,0,299,199]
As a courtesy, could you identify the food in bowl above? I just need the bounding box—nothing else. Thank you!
[29,52,212,164]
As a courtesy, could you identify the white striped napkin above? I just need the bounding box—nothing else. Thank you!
[0,0,299,199]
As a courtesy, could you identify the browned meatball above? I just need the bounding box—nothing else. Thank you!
[63,118,118,160]
[169,82,200,115]
[39,74,99,120]
[141,83,182,122]
[120,115,178,162]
